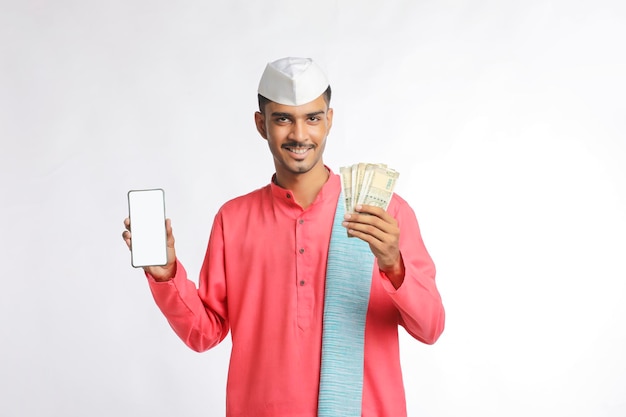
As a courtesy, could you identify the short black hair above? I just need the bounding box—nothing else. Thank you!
[257,85,332,114]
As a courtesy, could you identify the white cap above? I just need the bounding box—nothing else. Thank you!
[257,57,329,106]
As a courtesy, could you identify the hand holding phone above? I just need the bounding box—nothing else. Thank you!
[127,189,168,268]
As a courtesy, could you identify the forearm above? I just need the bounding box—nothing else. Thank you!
[382,264,445,345]
[147,259,228,352]
[380,196,445,344]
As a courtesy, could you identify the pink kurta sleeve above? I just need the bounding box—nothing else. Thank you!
[378,195,445,345]
[146,212,229,352]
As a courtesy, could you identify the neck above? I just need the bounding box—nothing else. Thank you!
[275,164,329,209]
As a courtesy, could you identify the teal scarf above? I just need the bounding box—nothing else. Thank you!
[318,193,375,416]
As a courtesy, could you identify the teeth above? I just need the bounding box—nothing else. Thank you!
[287,147,310,154]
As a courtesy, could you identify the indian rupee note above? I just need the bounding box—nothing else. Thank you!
[339,165,353,213]
[358,165,399,210]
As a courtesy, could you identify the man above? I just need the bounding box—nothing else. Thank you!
[123,57,444,417]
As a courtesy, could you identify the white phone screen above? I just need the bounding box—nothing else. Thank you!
[127,189,167,268]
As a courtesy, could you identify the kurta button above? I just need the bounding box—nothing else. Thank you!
[299,219,304,224]
[299,248,305,254]
[299,280,305,286]
[286,193,291,199]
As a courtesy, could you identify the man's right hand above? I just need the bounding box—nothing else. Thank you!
[122,217,178,282]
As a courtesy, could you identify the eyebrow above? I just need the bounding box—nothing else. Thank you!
[270,110,326,118]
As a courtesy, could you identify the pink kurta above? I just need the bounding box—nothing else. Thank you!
[147,172,444,417]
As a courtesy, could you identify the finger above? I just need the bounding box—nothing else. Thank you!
[346,226,380,245]
[165,218,175,245]
[345,211,396,237]
[346,223,401,267]
[122,230,132,249]
[124,217,131,231]
[343,212,387,241]
[345,220,387,243]
[354,204,394,222]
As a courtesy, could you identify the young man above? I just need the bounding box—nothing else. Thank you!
[123,57,445,417]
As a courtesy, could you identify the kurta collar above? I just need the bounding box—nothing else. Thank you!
[269,166,340,210]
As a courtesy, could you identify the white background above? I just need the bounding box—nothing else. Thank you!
[1,0,625,416]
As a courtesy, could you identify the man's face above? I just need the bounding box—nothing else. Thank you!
[255,94,333,177]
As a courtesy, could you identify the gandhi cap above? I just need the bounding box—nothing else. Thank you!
[257,57,329,106]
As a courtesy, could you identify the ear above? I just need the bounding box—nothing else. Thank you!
[254,111,268,139]
[326,107,334,131]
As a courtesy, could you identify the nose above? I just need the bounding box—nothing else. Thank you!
[288,119,307,142]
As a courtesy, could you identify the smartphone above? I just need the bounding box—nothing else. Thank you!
[127,188,168,268]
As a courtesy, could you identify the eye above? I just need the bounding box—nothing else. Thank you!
[275,116,291,124]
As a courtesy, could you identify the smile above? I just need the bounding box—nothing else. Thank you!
[283,145,314,155]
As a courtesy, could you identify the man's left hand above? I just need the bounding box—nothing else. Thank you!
[342,204,405,288]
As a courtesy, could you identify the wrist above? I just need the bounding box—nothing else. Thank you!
[147,260,177,282]
[380,256,405,289]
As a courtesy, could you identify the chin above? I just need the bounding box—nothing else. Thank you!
[291,165,314,174]
[277,156,323,176]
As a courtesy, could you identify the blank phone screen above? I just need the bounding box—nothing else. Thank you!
[127,189,167,268]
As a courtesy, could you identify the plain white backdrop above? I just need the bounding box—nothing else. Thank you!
[1,0,625,416]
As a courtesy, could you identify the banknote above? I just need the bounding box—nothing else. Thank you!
[339,163,399,214]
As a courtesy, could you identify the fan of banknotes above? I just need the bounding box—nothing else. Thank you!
[339,163,400,213]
